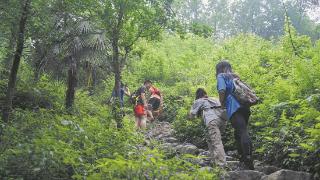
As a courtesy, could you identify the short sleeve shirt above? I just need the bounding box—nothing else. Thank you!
[217,73,241,120]
[190,97,227,126]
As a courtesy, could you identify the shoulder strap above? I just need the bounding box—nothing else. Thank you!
[202,97,221,108]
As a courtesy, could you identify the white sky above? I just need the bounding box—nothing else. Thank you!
[307,7,320,23]
[202,0,320,24]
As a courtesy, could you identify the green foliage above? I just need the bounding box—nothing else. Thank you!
[0,66,219,179]
[1,0,320,177]
[124,32,320,173]
[87,149,218,180]
[173,107,207,148]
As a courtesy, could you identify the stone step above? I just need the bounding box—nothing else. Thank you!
[255,165,280,175]
[222,170,265,180]
[176,144,199,155]
[261,169,312,180]
[226,155,237,161]
[226,161,242,171]
[163,137,178,143]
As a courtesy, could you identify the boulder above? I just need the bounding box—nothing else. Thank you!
[226,161,242,171]
[164,137,178,143]
[222,170,264,180]
[148,122,174,138]
[197,157,212,167]
[161,143,178,153]
[255,165,280,175]
[186,157,210,167]
[226,155,237,161]
[261,169,312,180]
[199,151,211,157]
[198,149,206,154]
[226,150,238,157]
[176,144,199,155]
[307,94,320,110]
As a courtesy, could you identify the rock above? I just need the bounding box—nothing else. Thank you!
[148,122,174,138]
[143,139,151,146]
[161,143,178,154]
[161,142,176,148]
[176,144,199,155]
[254,160,264,167]
[164,137,178,143]
[199,151,210,157]
[184,155,212,167]
[255,165,280,175]
[155,134,165,140]
[198,148,206,154]
[306,94,320,110]
[199,166,213,172]
[226,155,237,161]
[226,150,238,157]
[197,151,212,167]
[198,157,212,167]
[222,170,265,180]
[261,169,312,180]
[226,161,242,171]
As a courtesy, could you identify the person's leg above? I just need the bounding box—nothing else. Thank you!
[149,98,161,120]
[207,120,226,166]
[233,126,243,160]
[145,104,154,122]
[231,110,254,169]
[135,116,141,128]
[140,115,147,129]
[146,110,154,122]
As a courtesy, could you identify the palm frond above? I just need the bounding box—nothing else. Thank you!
[77,21,92,34]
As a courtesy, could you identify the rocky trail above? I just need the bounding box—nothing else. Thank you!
[144,122,315,180]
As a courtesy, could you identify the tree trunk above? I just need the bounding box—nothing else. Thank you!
[89,66,97,95]
[2,0,31,122]
[33,42,48,82]
[112,37,121,98]
[86,63,97,96]
[112,34,123,128]
[65,56,77,109]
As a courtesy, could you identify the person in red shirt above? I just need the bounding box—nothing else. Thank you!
[133,81,150,129]
[147,80,163,121]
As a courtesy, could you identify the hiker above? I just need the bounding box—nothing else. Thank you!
[216,60,255,170]
[147,81,163,121]
[111,82,130,108]
[133,80,154,128]
[189,88,227,167]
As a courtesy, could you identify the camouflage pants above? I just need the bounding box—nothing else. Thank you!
[206,118,227,166]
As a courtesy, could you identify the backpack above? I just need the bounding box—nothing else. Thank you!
[129,90,139,104]
[232,78,259,106]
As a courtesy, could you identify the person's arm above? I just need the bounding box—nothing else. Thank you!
[189,100,201,119]
[159,90,164,105]
[124,86,131,96]
[217,74,227,107]
[219,90,226,107]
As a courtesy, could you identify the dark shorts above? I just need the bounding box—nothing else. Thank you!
[149,97,160,110]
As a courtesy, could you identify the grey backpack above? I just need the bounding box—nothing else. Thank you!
[232,78,259,106]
